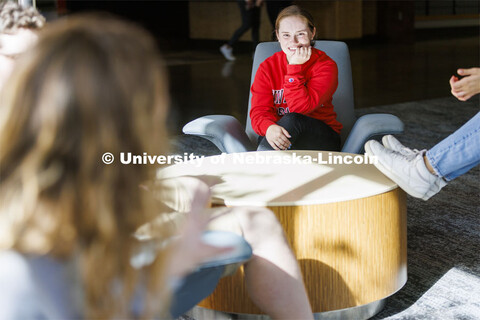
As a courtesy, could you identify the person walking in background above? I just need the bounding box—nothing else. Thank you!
[365,67,480,200]
[220,0,263,61]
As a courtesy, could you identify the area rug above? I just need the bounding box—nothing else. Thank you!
[383,268,480,320]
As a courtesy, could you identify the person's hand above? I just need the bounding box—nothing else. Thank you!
[265,124,291,150]
[167,181,233,278]
[287,46,312,65]
[255,0,263,7]
[449,67,480,101]
[245,0,254,9]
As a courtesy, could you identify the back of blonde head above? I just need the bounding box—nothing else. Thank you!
[0,13,171,318]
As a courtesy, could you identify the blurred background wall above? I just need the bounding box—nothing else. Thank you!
[37,1,479,48]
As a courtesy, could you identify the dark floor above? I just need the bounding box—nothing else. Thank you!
[164,34,479,135]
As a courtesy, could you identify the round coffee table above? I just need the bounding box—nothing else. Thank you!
[159,151,407,319]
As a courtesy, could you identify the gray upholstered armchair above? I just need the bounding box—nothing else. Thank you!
[183,41,404,154]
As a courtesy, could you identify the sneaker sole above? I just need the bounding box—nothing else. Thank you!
[365,141,426,200]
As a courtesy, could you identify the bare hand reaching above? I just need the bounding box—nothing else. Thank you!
[449,67,480,101]
[166,179,233,278]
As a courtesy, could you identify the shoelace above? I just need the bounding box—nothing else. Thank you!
[399,147,423,159]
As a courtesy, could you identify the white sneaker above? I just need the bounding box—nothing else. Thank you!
[220,44,236,61]
[382,135,422,158]
[365,140,446,200]
[381,135,448,198]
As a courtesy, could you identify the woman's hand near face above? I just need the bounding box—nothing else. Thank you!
[287,46,311,65]
[266,124,292,150]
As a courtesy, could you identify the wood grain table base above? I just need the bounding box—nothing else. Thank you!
[198,188,407,314]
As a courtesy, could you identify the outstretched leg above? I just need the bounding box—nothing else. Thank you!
[234,207,313,320]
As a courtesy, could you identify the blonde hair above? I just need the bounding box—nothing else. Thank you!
[275,5,316,44]
[0,13,171,318]
[0,1,45,32]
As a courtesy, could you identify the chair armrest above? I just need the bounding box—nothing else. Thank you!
[182,115,255,153]
[169,231,252,318]
[341,113,404,154]
[169,265,224,318]
[131,230,252,318]
[198,231,253,269]
[131,231,252,270]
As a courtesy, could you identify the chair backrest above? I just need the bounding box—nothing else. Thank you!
[245,41,356,147]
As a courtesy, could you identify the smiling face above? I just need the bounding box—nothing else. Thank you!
[276,15,315,56]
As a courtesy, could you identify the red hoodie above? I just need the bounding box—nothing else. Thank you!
[250,48,342,136]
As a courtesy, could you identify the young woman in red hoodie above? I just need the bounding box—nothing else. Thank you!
[250,5,342,151]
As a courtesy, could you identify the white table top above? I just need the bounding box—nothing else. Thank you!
[158,151,397,206]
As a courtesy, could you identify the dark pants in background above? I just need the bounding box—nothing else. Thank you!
[265,0,293,27]
[228,0,261,50]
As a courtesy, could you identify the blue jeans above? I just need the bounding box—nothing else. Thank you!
[257,113,341,151]
[426,112,480,181]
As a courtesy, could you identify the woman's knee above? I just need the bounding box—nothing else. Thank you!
[277,113,307,133]
[236,207,286,247]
